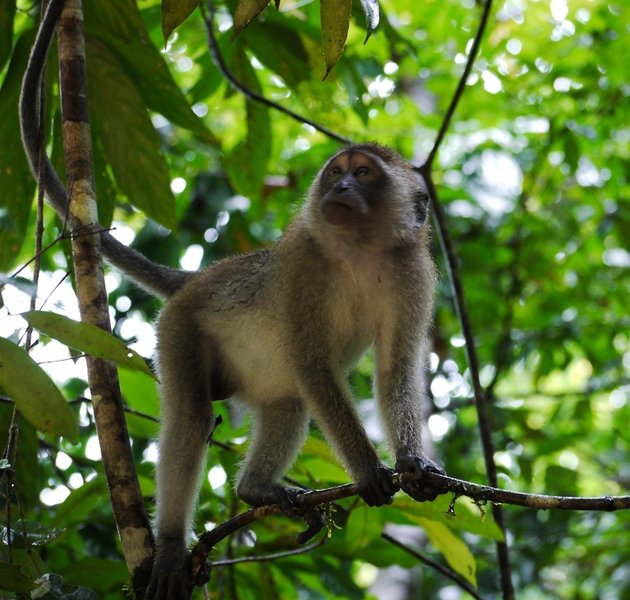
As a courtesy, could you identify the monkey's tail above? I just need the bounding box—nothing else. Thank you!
[18,0,192,299]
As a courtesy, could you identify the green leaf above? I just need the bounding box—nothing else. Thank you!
[85,38,176,229]
[241,22,310,89]
[0,31,36,271]
[233,0,271,38]
[91,129,116,228]
[161,0,199,44]
[0,404,39,506]
[391,495,504,541]
[299,457,348,482]
[320,0,351,78]
[84,0,214,143]
[0,0,16,72]
[359,0,380,42]
[223,47,271,199]
[420,518,477,587]
[23,310,155,378]
[0,338,78,442]
[57,558,128,593]
[118,368,159,439]
[52,478,108,527]
[0,561,35,593]
[345,505,383,549]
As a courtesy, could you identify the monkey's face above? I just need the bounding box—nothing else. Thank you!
[318,151,387,228]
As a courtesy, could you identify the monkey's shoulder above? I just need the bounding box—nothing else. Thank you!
[183,249,274,312]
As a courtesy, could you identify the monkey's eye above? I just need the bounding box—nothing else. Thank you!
[355,166,370,177]
[327,166,342,178]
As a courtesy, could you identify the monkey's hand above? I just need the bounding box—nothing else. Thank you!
[356,464,397,506]
[145,536,193,600]
[395,455,445,502]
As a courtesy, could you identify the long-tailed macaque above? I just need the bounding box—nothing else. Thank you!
[20,1,444,598]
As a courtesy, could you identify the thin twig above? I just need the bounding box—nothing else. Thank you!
[211,533,327,567]
[417,0,513,595]
[424,0,494,169]
[202,0,350,145]
[382,532,483,600]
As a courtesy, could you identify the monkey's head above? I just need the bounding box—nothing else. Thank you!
[305,143,430,248]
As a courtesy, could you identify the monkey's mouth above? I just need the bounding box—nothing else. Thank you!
[321,197,365,226]
[321,191,367,226]
[326,199,355,212]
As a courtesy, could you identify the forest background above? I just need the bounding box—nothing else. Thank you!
[0,0,629,598]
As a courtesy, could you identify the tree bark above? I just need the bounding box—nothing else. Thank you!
[56,0,154,595]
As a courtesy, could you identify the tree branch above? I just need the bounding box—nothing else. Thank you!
[189,471,630,584]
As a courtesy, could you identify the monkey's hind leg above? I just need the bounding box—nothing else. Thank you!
[236,398,309,509]
[148,317,217,598]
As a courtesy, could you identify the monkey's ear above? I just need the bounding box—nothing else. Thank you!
[412,189,430,228]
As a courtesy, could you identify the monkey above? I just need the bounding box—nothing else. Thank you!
[20,2,445,598]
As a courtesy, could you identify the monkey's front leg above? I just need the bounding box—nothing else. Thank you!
[298,368,398,507]
[375,345,445,503]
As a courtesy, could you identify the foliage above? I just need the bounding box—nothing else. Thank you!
[0,0,629,598]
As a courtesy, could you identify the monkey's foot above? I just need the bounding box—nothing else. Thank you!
[237,480,324,543]
[237,478,304,509]
[146,536,193,600]
[356,464,397,506]
[395,455,445,502]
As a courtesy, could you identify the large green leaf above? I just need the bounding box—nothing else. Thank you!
[0,561,35,593]
[0,31,35,271]
[0,338,78,442]
[420,518,477,587]
[118,368,159,439]
[345,505,383,549]
[223,47,271,199]
[51,478,108,527]
[85,38,176,229]
[320,0,351,78]
[391,495,504,541]
[23,310,155,378]
[233,0,271,38]
[91,127,116,228]
[239,21,310,90]
[161,0,199,43]
[57,558,128,593]
[84,0,214,143]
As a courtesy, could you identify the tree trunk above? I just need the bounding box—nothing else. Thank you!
[56,0,154,595]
